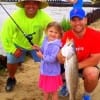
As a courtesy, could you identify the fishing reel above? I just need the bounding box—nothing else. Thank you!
[25,32,36,45]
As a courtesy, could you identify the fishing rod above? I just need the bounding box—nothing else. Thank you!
[0,3,35,46]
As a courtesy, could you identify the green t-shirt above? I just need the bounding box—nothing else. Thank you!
[0,8,52,54]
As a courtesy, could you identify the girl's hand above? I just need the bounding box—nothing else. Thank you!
[57,51,65,64]
[32,44,40,51]
[36,50,43,59]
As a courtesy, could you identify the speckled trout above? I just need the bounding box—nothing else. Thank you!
[61,39,79,100]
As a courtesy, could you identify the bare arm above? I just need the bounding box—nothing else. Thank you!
[57,51,100,69]
[79,53,100,70]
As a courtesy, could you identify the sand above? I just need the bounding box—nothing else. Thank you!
[0,19,100,100]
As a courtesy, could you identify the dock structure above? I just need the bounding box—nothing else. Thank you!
[0,0,100,7]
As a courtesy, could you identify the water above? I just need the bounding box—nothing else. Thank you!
[0,4,94,29]
[0,4,95,55]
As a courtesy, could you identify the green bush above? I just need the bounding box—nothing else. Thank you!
[60,17,71,32]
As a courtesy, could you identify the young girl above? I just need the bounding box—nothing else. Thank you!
[35,21,63,100]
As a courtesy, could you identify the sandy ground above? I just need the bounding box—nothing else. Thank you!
[0,19,100,100]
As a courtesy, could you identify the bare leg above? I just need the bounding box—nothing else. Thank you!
[43,91,49,100]
[7,63,18,78]
[52,91,58,100]
[83,67,99,92]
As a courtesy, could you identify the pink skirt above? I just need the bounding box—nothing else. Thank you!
[38,74,63,93]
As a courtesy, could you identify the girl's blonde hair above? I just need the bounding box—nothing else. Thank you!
[45,21,63,38]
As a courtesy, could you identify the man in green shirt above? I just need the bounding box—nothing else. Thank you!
[0,0,52,92]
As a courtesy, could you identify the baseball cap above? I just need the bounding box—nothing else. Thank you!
[70,8,86,19]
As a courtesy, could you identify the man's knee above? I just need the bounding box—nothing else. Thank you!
[82,67,99,80]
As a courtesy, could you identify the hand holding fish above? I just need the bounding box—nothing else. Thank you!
[61,39,75,59]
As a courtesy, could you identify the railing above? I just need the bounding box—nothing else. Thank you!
[0,0,100,7]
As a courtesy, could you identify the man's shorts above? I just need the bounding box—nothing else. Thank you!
[60,64,100,78]
[7,49,40,64]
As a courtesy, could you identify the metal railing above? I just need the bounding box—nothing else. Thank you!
[0,0,100,7]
